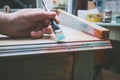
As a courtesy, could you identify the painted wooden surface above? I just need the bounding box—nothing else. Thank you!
[0,40,111,57]
[57,9,109,40]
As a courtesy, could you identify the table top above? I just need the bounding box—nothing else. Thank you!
[0,25,112,57]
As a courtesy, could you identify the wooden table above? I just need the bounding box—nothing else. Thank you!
[0,9,112,80]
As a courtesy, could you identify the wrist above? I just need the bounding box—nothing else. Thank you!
[0,12,12,34]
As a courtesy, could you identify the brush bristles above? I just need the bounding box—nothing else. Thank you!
[54,29,65,41]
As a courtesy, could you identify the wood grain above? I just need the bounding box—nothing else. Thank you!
[0,53,73,80]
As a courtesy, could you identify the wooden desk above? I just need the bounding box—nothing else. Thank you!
[0,10,112,80]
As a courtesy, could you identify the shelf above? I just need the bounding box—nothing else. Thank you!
[95,22,120,27]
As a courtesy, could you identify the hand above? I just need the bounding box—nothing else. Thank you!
[0,8,59,38]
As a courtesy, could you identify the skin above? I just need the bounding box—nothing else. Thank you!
[0,8,59,38]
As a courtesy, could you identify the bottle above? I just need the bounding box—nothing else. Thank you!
[102,9,112,23]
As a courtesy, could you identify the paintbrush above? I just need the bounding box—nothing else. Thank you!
[42,0,65,41]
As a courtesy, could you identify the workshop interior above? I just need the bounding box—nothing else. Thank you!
[0,0,120,80]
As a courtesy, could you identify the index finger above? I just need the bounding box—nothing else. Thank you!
[26,9,57,22]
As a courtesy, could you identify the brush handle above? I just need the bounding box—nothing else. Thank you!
[42,0,65,41]
[42,0,60,31]
[42,0,50,11]
[51,20,60,30]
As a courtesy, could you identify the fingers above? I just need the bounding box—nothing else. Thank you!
[42,25,53,34]
[25,8,59,23]
[30,26,53,39]
[33,19,51,30]
[41,12,57,20]
[27,9,57,22]
[20,8,58,39]
[53,16,59,24]
[30,31,43,39]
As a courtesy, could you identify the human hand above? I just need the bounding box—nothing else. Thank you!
[0,8,59,38]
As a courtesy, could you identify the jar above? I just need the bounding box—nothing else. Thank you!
[103,9,112,17]
[116,16,120,23]
[102,16,112,23]
[102,9,112,23]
